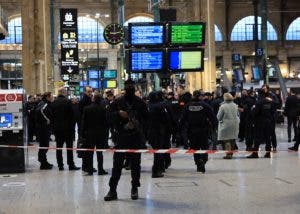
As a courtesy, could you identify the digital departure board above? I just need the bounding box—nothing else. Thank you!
[103,70,117,79]
[169,22,206,46]
[168,48,204,72]
[127,49,165,73]
[88,70,100,79]
[129,23,165,47]
[103,80,117,89]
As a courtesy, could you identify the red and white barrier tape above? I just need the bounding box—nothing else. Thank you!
[0,144,297,154]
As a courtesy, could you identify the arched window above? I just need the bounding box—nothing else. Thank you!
[215,25,223,41]
[124,16,154,26]
[0,17,22,44]
[286,17,300,40]
[77,16,104,43]
[230,16,277,41]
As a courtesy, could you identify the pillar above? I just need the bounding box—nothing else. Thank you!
[186,0,216,93]
[22,0,53,95]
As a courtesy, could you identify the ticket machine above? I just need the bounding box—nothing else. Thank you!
[0,89,26,173]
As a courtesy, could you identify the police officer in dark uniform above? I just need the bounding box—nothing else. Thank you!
[35,92,54,170]
[181,91,217,173]
[247,91,276,158]
[104,79,148,201]
[52,87,80,171]
[244,90,256,151]
[148,91,174,178]
[81,94,108,175]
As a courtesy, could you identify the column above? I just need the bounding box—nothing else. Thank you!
[22,0,53,95]
[186,0,216,93]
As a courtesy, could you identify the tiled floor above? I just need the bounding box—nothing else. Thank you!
[1,124,300,214]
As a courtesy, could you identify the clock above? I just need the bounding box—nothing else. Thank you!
[103,23,125,45]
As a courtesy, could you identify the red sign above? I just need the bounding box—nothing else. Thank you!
[0,94,23,102]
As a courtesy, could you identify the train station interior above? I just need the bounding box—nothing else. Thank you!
[0,0,300,213]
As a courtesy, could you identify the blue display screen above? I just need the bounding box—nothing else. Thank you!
[131,25,164,45]
[88,70,100,79]
[79,81,88,87]
[234,69,244,82]
[0,113,12,128]
[89,80,100,89]
[252,66,262,80]
[131,51,163,71]
[103,70,117,79]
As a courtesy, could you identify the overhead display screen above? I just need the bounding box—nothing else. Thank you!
[168,48,204,72]
[129,49,164,73]
[129,23,165,47]
[169,22,206,46]
[89,80,100,89]
[252,66,262,80]
[103,70,117,79]
[88,70,99,79]
[103,80,117,89]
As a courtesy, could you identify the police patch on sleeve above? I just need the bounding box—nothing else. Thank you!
[188,105,204,111]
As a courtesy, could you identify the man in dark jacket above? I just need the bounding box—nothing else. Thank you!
[81,94,108,175]
[25,95,36,143]
[148,91,174,178]
[104,79,148,201]
[35,92,54,170]
[180,91,218,173]
[52,87,80,171]
[284,89,299,142]
[247,91,276,158]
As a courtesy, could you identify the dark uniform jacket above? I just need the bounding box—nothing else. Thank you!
[81,102,108,147]
[109,95,148,149]
[51,95,74,133]
[35,100,53,130]
[284,95,299,117]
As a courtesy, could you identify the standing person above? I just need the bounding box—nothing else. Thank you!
[236,90,247,142]
[81,94,108,175]
[78,86,93,171]
[284,89,299,142]
[247,91,276,158]
[244,90,256,151]
[35,92,54,170]
[181,91,217,173]
[148,91,173,178]
[52,87,80,171]
[217,93,240,159]
[71,97,80,140]
[25,95,36,143]
[104,79,148,201]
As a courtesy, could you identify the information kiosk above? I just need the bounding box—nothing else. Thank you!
[0,89,26,173]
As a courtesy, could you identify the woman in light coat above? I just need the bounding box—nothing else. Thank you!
[217,93,240,159]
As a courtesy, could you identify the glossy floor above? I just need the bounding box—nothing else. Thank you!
[1,124,300,214]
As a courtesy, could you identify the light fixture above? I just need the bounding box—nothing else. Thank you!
[85,14,90,18]
[104,14,110,18]
[95,13,100,18]
[297,74,300,79]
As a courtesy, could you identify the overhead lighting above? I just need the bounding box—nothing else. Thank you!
[104,14,110,18]
[95,13,100,18]
[85,14,90,18]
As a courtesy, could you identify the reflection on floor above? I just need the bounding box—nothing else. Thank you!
[1,124,300,214]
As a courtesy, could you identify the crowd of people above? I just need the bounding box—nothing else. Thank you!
[24,80,300,201]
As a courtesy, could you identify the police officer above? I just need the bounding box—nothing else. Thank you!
[104,79,148,201]
[284,89,299,142]
[35,92,53,170]
[148,91,174,178]
[247,91,276,158]
[181,91,217,173]
[244,90,256,151]
[52,87,80,171]
[81,94,108,175]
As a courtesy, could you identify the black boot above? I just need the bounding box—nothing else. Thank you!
[264,152,271,158]
[40,162,53,170]
[152,171,164,178]
[98,169,108,175]
[104,189,118,201]
[247,152,259,158]
[69,165,81,171]
[131,187,138,200]
[196,160,205,173]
